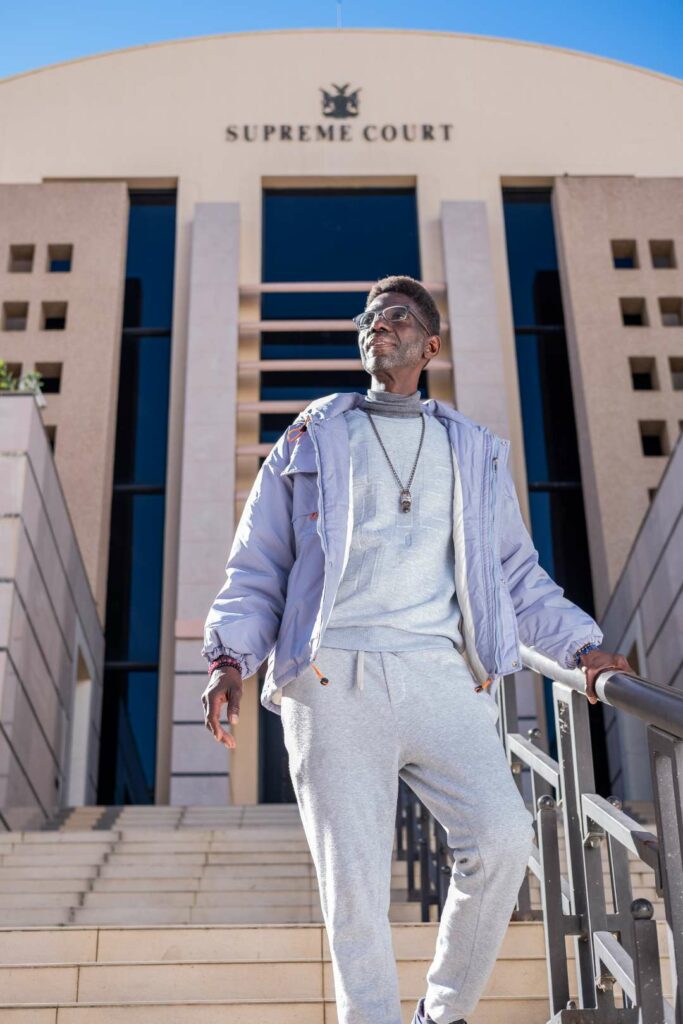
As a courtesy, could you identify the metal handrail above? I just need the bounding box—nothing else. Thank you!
[394,641,683,1023]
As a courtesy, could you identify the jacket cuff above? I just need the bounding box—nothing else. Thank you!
[201,642,249,678]
[567,636,603,669]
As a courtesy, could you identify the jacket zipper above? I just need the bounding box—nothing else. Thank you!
[490,447,501,672]
[481,435,494,665]
[473,433,498,693]
[306,420,332,683]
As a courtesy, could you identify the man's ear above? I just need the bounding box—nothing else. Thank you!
[425,334,441,358]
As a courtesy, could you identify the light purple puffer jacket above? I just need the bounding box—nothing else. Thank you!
[202,391,603,715]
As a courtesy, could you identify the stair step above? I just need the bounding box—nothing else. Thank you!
[0,920,672,965]
[97,864,314,878]
[79,891,320,908]
[89,876,313,892]
[0,996,554,1023]
[0,955,561,1003]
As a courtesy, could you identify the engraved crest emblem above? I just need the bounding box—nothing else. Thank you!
[320,83,361,119]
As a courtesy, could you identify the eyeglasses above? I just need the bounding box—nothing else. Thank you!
[352,304,431,334]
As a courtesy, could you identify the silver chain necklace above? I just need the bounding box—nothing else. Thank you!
[364,410,426,513]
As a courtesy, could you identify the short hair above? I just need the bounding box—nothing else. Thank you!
[366,275,440,336]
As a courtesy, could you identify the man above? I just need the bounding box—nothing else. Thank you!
[201,275,632,1024]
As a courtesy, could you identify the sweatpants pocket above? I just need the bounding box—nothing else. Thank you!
[479,691,501,725]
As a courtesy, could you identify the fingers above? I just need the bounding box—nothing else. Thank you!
[201,688,236,749]
[584,668,598,705]
[226,683,243,726]
[583,655,633,705]
[208,708,235,749]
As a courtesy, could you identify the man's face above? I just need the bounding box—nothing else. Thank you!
[357,291,434,374]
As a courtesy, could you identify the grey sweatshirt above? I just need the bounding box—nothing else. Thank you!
[320,387,464,652]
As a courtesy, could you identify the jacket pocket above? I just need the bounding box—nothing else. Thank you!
[280,433,318,476]
[292,507,319,533]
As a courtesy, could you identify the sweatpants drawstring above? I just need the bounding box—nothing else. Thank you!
[356,649,365,691]
[310,660,330,685]
[311,652,365,690]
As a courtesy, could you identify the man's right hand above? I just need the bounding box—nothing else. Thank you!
[202,666,243,749]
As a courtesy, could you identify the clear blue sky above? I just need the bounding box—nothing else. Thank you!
[0,0,681,80]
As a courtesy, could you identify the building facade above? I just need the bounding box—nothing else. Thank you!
[0,30,681,811]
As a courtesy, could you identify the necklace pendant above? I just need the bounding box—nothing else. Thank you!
[400,489,412,513]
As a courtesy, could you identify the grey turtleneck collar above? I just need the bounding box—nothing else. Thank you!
[358,387,423,418]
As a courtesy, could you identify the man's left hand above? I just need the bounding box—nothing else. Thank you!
[579,648,635,705]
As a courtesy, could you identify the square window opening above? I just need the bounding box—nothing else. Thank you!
[34,361,62,394]
[2,301,29,331]
[629,356,658,390]
[639,420,668,457]
[649,240,676,269]
[669,357,683,391]
[620,297,647,327]
[659,297,683,327]
[47,244,73,273]
[611,239,638,269]
[41,301,67,330]
[8,244,35,273]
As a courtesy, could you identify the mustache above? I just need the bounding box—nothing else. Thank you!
[366,331,396,345]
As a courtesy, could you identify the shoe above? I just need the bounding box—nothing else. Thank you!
[411,995,467,1024]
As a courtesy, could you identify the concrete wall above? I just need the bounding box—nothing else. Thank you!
[0,393,104,828]
[0,182,129,620]
[553,176,683,616]
[600,434,682,801]
[170,204,241,806]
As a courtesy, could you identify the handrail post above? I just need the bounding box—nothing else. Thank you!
[501,673,535,920]
[603,796,637,1011]
[648,725,683,1024]
[537,793,571,1015]
[553,682,601,1009]
[630,899,665,1024]
[418,800,431,922]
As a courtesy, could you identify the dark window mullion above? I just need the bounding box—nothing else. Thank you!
[514,324,565,335]
[113,483,165,495]
[528,481,582,492]
[122,326,171,338]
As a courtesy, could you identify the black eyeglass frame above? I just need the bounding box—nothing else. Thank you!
[352,304,432,335]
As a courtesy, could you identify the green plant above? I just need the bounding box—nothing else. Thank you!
[17,370,43,394]
[0,359,18,391]
[0,360,43,394]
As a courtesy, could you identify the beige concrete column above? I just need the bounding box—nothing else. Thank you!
[441,200,513,442]
[170,202,243,806]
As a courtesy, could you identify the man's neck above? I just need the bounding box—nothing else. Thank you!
[359,387,423,418]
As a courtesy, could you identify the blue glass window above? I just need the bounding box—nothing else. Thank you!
[113,335,171,486]
[105,493,165,663]
[99,190,176,805]
[262,188,420,321]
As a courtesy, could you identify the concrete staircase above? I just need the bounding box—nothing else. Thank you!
[0,803,671,1023]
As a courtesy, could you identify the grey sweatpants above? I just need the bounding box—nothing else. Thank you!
[281,644,535,1024]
